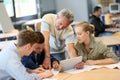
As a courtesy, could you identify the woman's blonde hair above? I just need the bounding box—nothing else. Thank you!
[75,21,95,34]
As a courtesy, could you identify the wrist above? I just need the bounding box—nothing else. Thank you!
[95,60,100,65]
[45,55,50,58]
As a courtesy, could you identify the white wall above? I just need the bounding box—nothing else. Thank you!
[56,0,89,21]
[0,2,14,32]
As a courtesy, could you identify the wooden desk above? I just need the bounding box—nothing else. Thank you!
[96,36,120,46]
[0,33,17,39]
[0,40,17,50]
[66,68,120,80]
[52,68,120,80]
[52,72,71,80]
[0,33,18,41]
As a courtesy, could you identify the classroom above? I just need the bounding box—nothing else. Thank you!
[0,0,120,80]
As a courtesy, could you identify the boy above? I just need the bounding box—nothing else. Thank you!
[0,30,53,80]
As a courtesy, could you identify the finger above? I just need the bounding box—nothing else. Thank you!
[42,64,48,69]
[38,68,45,72]
[48,64,51,69]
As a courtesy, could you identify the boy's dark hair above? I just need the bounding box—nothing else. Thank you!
[94,6,101,13]
[35,31,45,44]
[17,30,39,47]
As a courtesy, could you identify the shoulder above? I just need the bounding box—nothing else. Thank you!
[89,15,96,22]
[94,38,106,48]
[75,42,83,50]
[42,14,56,20]
[42,14,56,27]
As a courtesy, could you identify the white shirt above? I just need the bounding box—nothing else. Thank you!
[41,14,76,52]
[0,42,39,80]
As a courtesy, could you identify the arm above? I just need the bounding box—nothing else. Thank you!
[66,43,77,58]
[41,22,51,69]
[65,34,77,58]
[85,58,117,65]
[21,56,39,69]
[6,57,40,80]
[50,55,60,70]
[85,41,119,65]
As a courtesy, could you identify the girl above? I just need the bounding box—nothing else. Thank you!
[74,21,119,69]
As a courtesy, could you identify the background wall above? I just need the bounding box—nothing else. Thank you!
[56,0,89,21]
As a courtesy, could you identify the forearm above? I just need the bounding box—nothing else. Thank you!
[68,48,77,58]
[42,31,51,56]
[67,43,77,58]
[44,44,50,56]
[95,58,117,65]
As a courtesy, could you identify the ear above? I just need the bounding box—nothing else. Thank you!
[25,43,31,50]
[86,31,90,35]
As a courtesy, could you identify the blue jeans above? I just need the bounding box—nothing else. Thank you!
[51,51,65,61]
[98,31,114,37]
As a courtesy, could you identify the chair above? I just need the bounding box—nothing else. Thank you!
[26,26,34,31]
[35,22,41,31]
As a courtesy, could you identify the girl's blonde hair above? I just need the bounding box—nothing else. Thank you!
[75,21,95,34]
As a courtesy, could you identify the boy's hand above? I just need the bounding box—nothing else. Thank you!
[27,67,45,74]
[38,70,53,78]
[52,61,59,70]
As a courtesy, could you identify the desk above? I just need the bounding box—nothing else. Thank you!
[0,40,17,50]
[52,68,120,80]
[66,68,120,80]
[96,36,120,46]
[52,72,71,80]
[105,28,120,32]
[0,33,18,41]
[0,33,17,38]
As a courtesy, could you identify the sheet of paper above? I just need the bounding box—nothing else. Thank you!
[65,62,120,74]
[64,65,102,74]
[103,62,120,69]
[60,56,82,71]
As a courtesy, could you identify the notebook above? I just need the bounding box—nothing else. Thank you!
[60,56,82,71]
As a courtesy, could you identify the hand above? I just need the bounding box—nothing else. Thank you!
[74,62,84,69]
[38,70,53,78]
[28,67,45,74]
[52,61,59,70]
[43,57,51,69]
[112,22,117,28]
[85,60,97,65]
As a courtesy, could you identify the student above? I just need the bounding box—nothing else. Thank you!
[0,30,53,80]
[74,21,119,69]
[41,8,77,69]
[22,32,59,70]
[89,6,115,37]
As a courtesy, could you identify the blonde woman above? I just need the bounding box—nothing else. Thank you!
[74,21,119,69]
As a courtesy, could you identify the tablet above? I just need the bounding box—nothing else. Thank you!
[60,56,82,71]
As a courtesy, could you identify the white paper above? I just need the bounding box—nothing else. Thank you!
[60,56,82,71]
[64,65,102,74]
[64,62,120,74]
